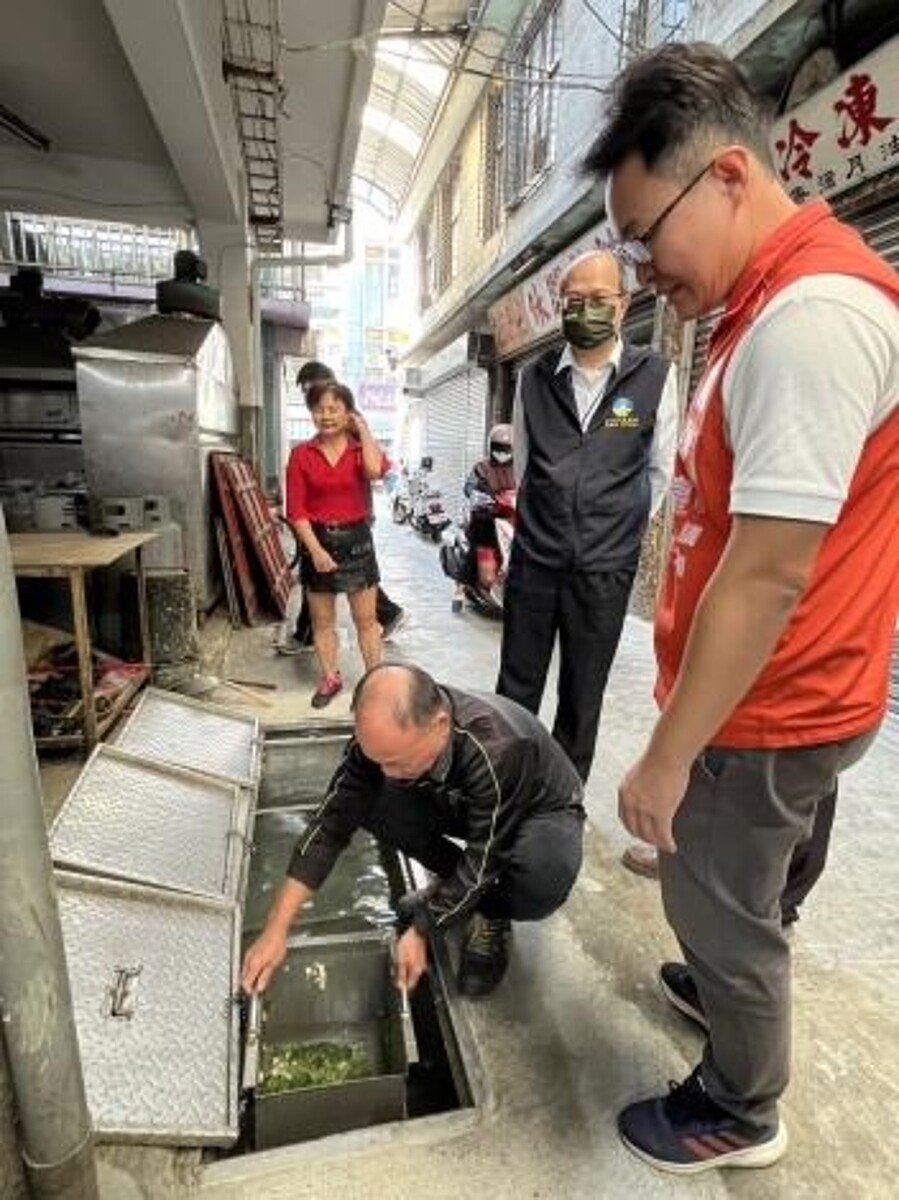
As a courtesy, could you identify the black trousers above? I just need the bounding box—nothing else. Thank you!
[363,789,584,923]
[497,556,635,781]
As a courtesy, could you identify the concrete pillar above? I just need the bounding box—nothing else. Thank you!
[0,1041,28,1199]
[0,510,99,1200]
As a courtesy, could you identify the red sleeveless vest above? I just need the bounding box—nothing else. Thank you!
[656,200,899,746]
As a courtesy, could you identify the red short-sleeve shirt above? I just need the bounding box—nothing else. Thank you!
[285,438,389,524]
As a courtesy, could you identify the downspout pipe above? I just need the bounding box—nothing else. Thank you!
[0,511,99,1199]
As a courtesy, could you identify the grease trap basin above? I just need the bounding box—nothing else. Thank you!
[247,933,407,1149]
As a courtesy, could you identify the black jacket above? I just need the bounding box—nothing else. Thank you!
[288,687,584,929]
[515,341,669,571]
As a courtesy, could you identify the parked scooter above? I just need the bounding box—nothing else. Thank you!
[392,457,451,541]
[440,424,516,616]
[440,487,516,617]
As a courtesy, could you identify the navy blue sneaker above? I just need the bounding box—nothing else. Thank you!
[618,1067,788,1174]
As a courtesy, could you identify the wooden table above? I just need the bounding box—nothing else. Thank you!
[9,530,159,751]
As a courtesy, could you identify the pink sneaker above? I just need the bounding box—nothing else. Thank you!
[311,671,343,709]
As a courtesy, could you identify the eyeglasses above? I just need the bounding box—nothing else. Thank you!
[561,291,622,311]
[611,161,713,269]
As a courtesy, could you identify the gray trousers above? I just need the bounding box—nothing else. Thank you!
[659,728,877,1128]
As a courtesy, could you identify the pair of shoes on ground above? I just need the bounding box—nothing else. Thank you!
[311,671,342,709]
[456,912,511,998]
[618,962,787,1173]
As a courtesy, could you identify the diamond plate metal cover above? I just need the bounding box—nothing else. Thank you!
[50,746,250,901]
[56,872,239,1145]
[115,689,261,786]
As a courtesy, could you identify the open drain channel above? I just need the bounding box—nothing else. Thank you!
[217,725,476,1158]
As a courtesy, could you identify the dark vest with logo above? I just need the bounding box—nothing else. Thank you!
[515,341,669,572]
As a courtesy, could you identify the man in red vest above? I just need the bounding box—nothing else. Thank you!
[583,42,899,1174]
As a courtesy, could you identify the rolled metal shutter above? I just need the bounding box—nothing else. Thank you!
[423,365,489,517]
[838,193,899,266]
[622,290,656,346]
[508,337,560,391]
[686,308,722,401]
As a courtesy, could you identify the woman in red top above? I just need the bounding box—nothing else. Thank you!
[286,381,389,707]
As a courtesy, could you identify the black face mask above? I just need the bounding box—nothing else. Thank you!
[561,300,617,350]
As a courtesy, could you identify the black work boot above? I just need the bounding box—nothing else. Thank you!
[457,914,511,997]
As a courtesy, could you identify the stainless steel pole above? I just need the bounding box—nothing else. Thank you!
[0,511,99,1199]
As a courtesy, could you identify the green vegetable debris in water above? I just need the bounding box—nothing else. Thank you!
[259,1041,371,1094]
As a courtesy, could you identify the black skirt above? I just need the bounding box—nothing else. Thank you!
[303,520,380,594]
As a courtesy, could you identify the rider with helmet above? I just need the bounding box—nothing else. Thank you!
[464,423,516,589]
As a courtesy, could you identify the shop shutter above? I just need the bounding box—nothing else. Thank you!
[507,336,560,388]
[838,193,899,266]
[622,290,656,346]
[423,366,489,519]
[686,308,722,401]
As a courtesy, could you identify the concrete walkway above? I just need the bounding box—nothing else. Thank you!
[202,499,899,1199]
[39,496,899,1198]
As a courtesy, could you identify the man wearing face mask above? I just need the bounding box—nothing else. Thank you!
[497,249,678,782]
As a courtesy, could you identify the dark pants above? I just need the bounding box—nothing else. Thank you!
[363,788,584,923]
[660,729,875,1128]
[296,586,401,640]
[780,782,837,924]
[497,556,635,781]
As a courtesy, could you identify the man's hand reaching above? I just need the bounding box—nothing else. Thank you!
[241,925,288,994]
[394,927,429,991]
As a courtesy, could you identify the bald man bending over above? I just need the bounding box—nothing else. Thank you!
[242,663,585,998]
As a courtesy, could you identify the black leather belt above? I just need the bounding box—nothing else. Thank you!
[313,519,368,533]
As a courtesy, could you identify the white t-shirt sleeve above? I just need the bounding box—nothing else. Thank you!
[512,373,528,487]
[649,364,679,516]
[723,275,899,524]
